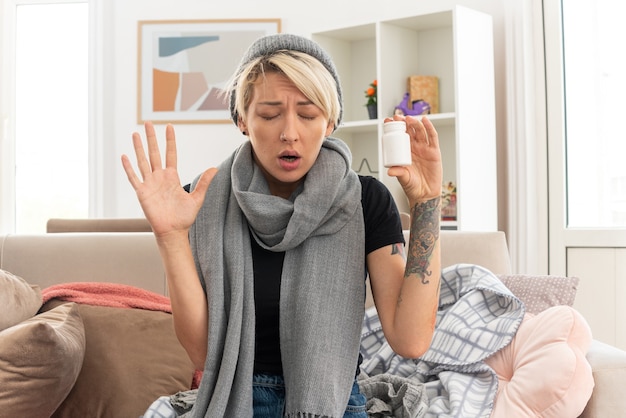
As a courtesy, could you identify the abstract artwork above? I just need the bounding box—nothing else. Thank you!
[138,19,281,124]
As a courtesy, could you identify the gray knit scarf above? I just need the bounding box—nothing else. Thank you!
[186,137,365,418]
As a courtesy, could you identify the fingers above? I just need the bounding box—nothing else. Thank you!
[165,124,177,170]
[121,154,141,190]
[132,130,152,180]
[385,115,438,148]
[420,116,439,148]
[386,165,410,181]
[404,115,438,147]
[191,167,219,201]
[144,121,163,172]
[126,122,179,181]
[386,114,442,199]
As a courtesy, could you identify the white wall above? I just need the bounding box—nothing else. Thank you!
[104,0,508,222]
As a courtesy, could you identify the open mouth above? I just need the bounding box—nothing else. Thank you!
[280,155,298,162]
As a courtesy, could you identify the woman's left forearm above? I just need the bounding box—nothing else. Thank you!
[394,196,442,357]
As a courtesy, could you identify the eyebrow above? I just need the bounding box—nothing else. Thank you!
[257,100,315,106]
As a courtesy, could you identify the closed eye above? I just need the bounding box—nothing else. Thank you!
[258,113,318,121]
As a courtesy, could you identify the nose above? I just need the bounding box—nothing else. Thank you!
[280,132,297,143]
[280,114,298,143]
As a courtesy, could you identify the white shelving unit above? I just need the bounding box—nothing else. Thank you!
[312,5,497,231]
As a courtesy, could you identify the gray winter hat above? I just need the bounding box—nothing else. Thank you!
[229,33,343,129]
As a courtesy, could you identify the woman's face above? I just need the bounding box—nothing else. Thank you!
[240,72,334,199]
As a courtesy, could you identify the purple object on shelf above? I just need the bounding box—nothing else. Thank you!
[394,92,431,116]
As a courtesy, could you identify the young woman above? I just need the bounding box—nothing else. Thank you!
[123,33,442,418]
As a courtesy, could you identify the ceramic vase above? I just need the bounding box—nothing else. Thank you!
[366,104,377,120]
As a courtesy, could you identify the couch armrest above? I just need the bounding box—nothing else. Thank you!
[580,339,626,418]
[438,230,512,275]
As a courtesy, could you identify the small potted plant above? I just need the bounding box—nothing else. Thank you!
[364,79,377,119]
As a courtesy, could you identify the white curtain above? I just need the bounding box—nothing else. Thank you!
[503,0,549,274]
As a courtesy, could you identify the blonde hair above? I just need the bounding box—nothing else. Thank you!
[228,50,340,129]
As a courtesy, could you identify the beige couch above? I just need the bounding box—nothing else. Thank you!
[1,230,625,417]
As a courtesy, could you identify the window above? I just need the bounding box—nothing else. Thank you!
[13,1,89,233]
[563,0,626,227]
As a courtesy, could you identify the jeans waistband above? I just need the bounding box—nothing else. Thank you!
[253,373,285,387]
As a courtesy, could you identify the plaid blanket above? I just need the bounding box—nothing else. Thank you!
[359,264,525,418]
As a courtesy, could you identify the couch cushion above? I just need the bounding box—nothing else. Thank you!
[497,274,579,314]
[0,269,42,331]
[0,302,85,418]
[485,305,594,418]
[42,299,196,418]
[580,339,626,417]
[0,233,166,295]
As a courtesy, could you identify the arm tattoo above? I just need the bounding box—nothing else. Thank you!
[390,243,406,260]
[405,197,441,284]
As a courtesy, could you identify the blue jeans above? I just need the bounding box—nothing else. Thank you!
[252,373,367,418]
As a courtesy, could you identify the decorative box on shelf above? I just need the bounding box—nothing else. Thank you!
[408,75,439,114]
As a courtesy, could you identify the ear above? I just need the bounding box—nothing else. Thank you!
[237,117,248,136]
[325,122,335,137]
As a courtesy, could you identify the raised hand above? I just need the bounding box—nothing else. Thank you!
[121,122,216,238]
[386,115,443,207]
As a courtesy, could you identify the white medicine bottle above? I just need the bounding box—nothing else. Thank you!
[382,120,411,167]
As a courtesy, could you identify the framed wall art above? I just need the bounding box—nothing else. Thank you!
[137,19,281,124]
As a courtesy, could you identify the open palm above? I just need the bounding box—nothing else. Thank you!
[121,122,216,237]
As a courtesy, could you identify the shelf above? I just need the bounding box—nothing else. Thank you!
[336,112,455,136]
[336,119,379,134]
[313,6,497,231]
[441,221,458,231]
[427,112,456,127]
